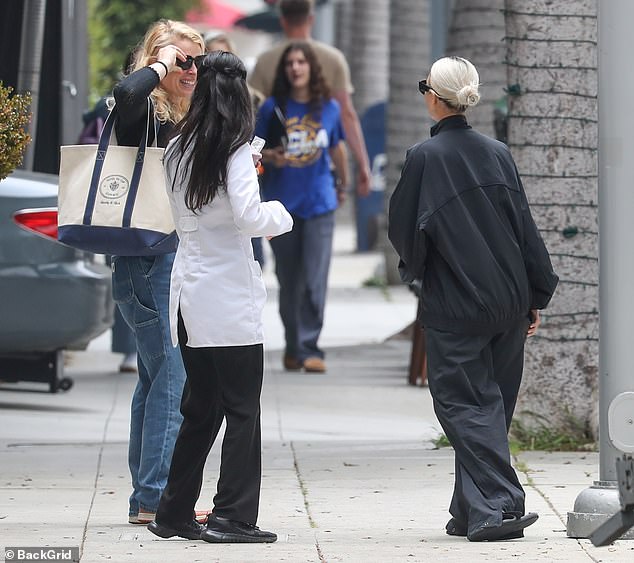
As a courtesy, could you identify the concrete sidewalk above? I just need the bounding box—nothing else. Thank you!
[2,342,633,562]
[1,225,633,562]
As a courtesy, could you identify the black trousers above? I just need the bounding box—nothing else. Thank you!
[425,319,529,537]
[156,314,264,525]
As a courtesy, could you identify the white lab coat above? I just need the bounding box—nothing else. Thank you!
[164,141,293,347]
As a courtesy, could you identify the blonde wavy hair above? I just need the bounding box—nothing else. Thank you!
[133,19,204,124]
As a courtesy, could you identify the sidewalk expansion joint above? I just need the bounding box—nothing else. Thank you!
[514,452,600,563]
[290,441,326,562]
[79,375,122,560]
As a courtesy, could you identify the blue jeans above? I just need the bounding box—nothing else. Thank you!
[111,304,136,355]
[105,255,136,355]
[269,211,335,360]
[111,253,186,514]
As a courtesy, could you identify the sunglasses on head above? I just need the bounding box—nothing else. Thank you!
[175,55,205,70]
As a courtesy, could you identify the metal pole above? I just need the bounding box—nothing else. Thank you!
[567,0,634,539]
[60,0,89,146]
[17,0,47,172]
[430,0,450,61]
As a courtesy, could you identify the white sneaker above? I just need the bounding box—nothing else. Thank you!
[119,353,137,373]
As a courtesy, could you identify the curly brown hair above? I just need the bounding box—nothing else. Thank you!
[271,41,331,118]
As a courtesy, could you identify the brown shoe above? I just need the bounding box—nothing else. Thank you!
[283,355,303,371]
[303,357,326,373]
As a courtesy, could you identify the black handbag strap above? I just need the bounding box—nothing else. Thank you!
[265,101,288,150]
[83,99,156,227]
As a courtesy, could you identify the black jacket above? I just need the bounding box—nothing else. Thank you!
[112,67,174,148]
[388,115,558,334]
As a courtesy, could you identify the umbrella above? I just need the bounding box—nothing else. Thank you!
[234,8,281,34]
[186,0,245,29]
[233,0,330,34]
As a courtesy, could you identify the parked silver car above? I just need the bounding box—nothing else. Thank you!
[0,170,113,392]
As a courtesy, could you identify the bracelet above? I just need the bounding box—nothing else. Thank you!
[155,60,169,77]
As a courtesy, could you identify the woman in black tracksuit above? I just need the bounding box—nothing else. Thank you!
[388,56,558,542]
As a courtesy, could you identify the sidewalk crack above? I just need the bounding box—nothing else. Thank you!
[514,453,601,563]
[290,441,326,562]
[78,375,121,561]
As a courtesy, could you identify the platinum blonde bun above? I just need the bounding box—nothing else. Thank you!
[456,84,480,107]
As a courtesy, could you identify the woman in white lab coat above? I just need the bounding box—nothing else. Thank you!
[148,50,292,544]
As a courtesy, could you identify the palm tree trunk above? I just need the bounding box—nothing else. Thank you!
[384,0,431,284]
[332,0,390,252]
[504,0,599,436]
[446,0,506,139]
[348,0,390,117]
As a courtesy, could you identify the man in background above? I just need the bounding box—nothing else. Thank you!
[249,0,371,198]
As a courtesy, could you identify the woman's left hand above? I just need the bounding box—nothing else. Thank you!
[336,185,347,205]
[527,309,540,337]
[155,45,186,73]
[335,175,348,205]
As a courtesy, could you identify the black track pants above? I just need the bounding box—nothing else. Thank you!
[425,319,529,536]
[156,314,264,525]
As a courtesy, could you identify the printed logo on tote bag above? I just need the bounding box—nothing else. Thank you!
[99,174,130,200]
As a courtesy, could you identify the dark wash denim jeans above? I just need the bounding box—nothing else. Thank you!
[269,211,335,361]
[112,253,186,514]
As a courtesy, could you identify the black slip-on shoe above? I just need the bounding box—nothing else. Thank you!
[447,516,525,539]
[468,512,538,542]
[445,517,467,536]
[201,514,277,543]
[147,519,204,540]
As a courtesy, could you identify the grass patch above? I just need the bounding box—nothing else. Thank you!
[361,275,391,300]
[362,275,387,288]
[432,410,597,454]
[510,411,596,452]
[433,434,452,449]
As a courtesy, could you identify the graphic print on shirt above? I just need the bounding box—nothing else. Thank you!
[285,114,329,168]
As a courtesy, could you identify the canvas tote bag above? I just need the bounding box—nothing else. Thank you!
[58,100,177,255]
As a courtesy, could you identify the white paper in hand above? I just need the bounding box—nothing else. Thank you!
[250,136,266,154]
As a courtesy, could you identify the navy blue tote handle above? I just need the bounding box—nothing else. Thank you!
[82,100,157,227]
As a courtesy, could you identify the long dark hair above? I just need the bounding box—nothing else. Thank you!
[166,51,254,211]
[271,41,330,117]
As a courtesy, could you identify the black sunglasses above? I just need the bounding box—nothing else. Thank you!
[418,79,439,96]
[175,55,205,70]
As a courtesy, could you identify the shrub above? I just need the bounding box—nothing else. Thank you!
[0,82,32,180]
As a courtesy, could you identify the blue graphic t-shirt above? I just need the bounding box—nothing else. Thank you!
[255,97,344,219]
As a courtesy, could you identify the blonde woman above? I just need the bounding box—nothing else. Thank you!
[389,56,558,542]
[111,19,207,527]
